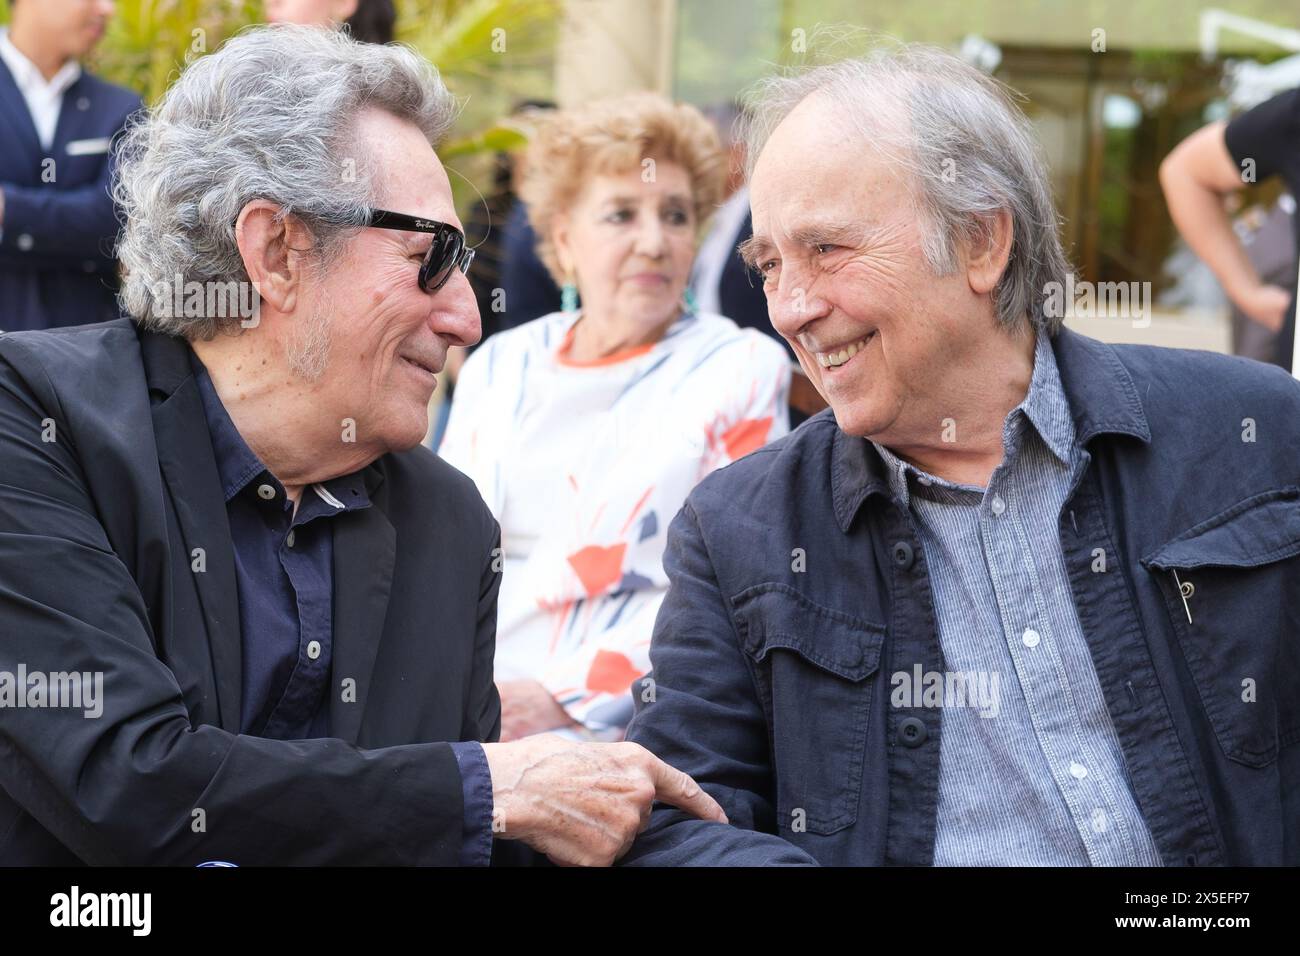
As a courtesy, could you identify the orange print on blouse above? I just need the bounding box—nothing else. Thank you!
[586,649,643,695]
[567,542,628,597]
[721,417,773,460]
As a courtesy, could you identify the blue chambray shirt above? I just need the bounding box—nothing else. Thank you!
[871,333,1162,865]
[190,350,493,865]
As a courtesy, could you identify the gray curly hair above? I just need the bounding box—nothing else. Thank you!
[114,24,458,339]
[740,40,1074,336]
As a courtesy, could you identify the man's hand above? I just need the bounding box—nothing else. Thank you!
[1233,282,1290,332]
[481,736,728,866]
[497,679,577,741]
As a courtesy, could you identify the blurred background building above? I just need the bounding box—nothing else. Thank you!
[6,0,1300,355]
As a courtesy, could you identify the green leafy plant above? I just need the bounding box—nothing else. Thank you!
[2,0,557,214]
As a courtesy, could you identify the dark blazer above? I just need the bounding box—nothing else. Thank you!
[0,318,502,865]
[717,212,788,355]
[623,329,1300,866]
[497,201,561,332]
[0,63,141,331]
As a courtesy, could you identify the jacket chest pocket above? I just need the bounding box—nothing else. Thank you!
[731,583,885,835]
[1141,487,1300,768]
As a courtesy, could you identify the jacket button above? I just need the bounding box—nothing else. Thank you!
[891,541,914,570]
[899,716,928,747]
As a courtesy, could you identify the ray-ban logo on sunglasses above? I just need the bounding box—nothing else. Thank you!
[364,208,474,293]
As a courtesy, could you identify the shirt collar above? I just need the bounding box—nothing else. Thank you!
[0,28,81,99]
[869,331,1075,505]
[1011,328,1076,467]
[187,347,371,514]
[831,325,1151,532]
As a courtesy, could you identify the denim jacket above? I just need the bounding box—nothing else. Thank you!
[622,327,1300,866]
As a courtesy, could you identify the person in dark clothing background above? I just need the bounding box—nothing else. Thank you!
[463,100,560,346]
[497,199,562,330]
[689,101,826,424]
[433,102,560,449]
[345,0,395,44]
[1162,86,1300,373]
[0,0,141,331]
[690,102,776,352]
[265,0,396,45]
[1228,195,1293,364]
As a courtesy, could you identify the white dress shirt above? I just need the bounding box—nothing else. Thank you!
[0,27,81,151]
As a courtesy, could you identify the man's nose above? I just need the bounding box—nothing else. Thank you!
[431,270,482,349]
[768,273,830,339]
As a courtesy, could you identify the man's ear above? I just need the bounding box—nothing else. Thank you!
[966,207,1014,297]
[235,200,313,315]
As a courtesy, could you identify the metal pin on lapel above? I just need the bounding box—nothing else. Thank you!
[1171,569,1193,624]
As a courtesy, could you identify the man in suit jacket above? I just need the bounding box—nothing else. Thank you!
[690,104,776,351]
[691,106,826,423]
[0,0,142,332]
[0,24,722,866]
[693,188,773,342]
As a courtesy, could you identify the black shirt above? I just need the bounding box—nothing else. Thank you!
[1224,86,1300,370]
[190,349,371,739]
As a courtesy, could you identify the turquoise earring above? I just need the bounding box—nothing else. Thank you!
[683,287,698,315]
[561,281,578,314]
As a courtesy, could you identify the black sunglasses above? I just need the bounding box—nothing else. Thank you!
[363,208,475,293]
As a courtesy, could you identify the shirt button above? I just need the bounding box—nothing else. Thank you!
[1022,628,1041,648]
[1070,761,1088,780]
[76,96,90,111]
[990,495,1006,515]
[286,530,296,548]
[898,716,928,748]
[256,483,276,500]
[306,640,321,660]
[16,234,34,251]
[891,541,914,570]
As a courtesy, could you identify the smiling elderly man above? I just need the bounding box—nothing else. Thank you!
[621,45,1300,866]
[0,25,723,866]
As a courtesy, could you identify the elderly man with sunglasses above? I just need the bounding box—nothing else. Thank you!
[0,25,724,866]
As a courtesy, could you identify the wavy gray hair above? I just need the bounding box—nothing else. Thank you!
[114,24,458,340]
[740,41,1073,335]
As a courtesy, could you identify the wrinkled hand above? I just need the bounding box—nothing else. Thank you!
[497,679,577,741]
[481,736,728,866]
[1235,282,1290,332]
